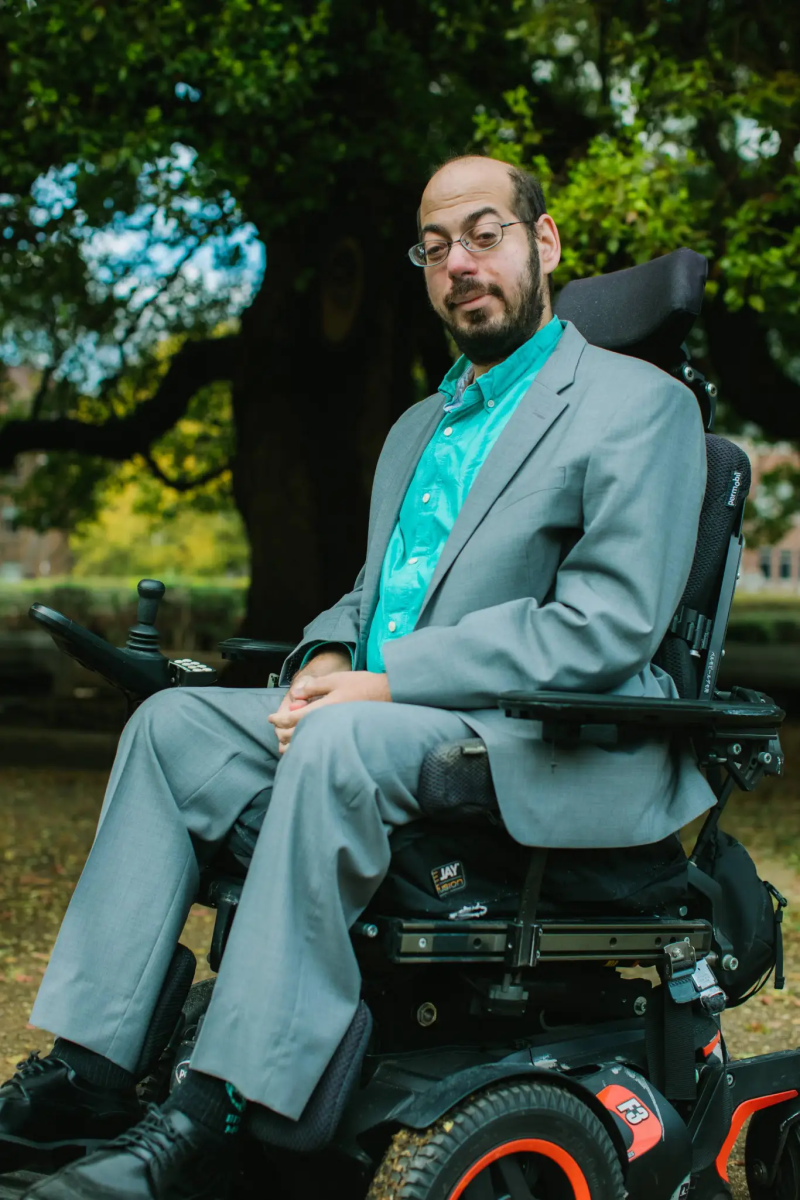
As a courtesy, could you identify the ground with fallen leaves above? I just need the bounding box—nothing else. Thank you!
[4,729,800,1198]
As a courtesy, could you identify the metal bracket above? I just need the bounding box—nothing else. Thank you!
[664,941,726,1011]
[505,919,541,970]
[669,605,713,657]
[724,734,784,792]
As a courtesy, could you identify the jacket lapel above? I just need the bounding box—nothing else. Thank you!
[417,321,586,621]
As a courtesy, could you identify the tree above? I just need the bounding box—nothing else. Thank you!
[0,1,798,636]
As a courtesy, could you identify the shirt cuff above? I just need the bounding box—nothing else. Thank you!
[298,641,356,671]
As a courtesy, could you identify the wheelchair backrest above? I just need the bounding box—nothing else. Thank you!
[555,249,749,700]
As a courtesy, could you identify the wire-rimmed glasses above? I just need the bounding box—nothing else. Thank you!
[408,220,528,268]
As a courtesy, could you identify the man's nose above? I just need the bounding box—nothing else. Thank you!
[447,241,478,276]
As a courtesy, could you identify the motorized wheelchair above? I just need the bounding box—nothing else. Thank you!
[18,247,800,1200]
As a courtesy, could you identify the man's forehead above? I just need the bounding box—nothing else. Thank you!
[420,159,514,229]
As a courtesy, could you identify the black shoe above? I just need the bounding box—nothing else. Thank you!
[0,1052,141,1174]
[20,1105,236,1200]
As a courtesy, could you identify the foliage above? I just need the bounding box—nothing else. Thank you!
[10,338,239,531]
[68,467,249,579]
[475,5,800,313]
[0,0,799,549]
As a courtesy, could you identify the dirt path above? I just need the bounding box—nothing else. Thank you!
[4,752,800,1198]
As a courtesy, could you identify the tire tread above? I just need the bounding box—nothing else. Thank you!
[366,1081,625,1200]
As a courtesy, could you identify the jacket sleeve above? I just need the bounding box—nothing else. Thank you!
[278,564,365,684]
[382,375,706,709]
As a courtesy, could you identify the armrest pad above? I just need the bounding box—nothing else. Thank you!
[219,637,295,663]
[500,691,784,730]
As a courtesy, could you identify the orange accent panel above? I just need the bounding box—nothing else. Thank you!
[448,1137,591,1200]
[702,1031,721,1057]
[715,1089,798,1183]
[596,1084,663,1160]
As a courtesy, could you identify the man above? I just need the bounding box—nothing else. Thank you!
[0,156,715,1198]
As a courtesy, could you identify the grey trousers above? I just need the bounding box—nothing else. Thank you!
[30,687,472,1119]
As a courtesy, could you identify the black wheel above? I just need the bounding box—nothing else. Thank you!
[747,1121,800,1199]
[366,1081,625,1200]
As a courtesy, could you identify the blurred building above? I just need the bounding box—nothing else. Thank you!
[0,367,71,580]
[736,437,800,592]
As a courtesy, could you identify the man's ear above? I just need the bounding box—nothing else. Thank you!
[536,214,561,284]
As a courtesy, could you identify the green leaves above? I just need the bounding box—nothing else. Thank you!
[1,0,800,537]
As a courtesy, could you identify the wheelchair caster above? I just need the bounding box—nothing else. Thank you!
[748,1122,800,1199]
[366,1081,624,1199]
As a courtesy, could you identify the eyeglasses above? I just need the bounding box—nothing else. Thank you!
[408,220,529,268]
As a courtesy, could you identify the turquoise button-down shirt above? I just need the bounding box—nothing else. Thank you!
[365,316,564,673]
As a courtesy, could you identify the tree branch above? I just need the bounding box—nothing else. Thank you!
[704,295,800,439]
[0,335,240,469]
[30,365,54,420]
[142,452,230,492]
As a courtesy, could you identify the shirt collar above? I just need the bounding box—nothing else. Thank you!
[439,316,564,411]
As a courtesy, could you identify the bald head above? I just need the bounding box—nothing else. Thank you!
[415,155,561,371]
[420,156,518,231]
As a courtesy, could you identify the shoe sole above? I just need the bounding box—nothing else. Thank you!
[0,1137,108,1179]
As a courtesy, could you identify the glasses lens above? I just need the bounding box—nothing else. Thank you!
[422,238,449,266]
[462,222,503,252]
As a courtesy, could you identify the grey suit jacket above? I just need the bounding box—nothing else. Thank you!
[281,321,716,847]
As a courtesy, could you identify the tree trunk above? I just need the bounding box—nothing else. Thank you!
[230,202,450,645]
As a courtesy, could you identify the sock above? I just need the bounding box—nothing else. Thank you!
[166,1069,246,1140]
[50,1038,136,1092]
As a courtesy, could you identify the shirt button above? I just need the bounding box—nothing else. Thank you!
[487,399,495,408]
[422,492,431,504]
[388,620,397,633]
[408,557,418,564]
[443,426,453,437]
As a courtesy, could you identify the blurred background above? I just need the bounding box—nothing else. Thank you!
[0,0,799,746]
[0,9,799,1189]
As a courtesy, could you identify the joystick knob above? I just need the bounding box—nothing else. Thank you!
[126,579,166,655]
[137,579,166,627]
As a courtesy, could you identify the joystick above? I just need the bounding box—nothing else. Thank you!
[126,579,166,654]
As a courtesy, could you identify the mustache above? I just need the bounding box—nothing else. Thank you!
[445,279,505,311]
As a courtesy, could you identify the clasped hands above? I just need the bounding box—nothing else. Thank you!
[268,648,392,755]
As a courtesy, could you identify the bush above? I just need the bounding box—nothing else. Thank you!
[0,577,248,651]
[726,598,800,645]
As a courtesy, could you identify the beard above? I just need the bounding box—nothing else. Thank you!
[439,246,546,365]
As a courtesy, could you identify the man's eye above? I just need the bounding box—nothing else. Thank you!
[424,241,447,257]
[471,227,497,247]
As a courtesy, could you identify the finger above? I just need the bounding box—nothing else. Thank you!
[269,708,303,731]
[294,691,337,718]
[292,673,338,700]
[288,673,314,702]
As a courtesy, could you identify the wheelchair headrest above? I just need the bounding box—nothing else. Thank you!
[554,248,708,370]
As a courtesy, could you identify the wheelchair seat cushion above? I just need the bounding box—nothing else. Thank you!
[372,823,689,920]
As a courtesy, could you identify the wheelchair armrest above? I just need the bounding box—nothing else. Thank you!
[500,690,785,733]
[218,637,295,663]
